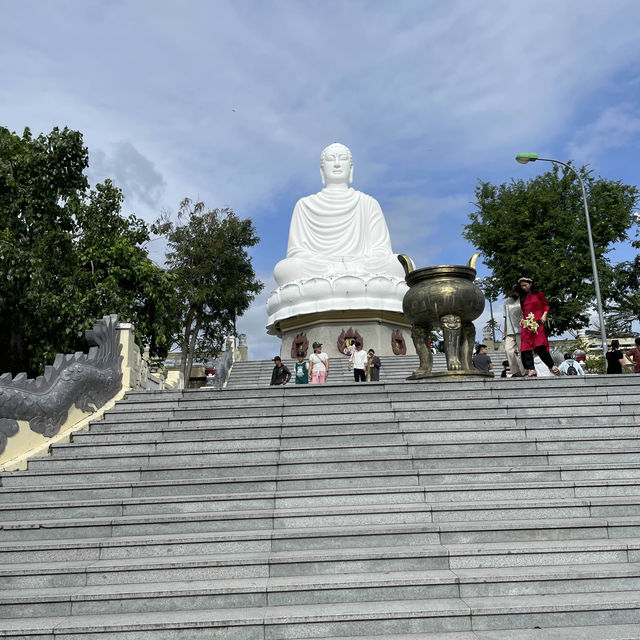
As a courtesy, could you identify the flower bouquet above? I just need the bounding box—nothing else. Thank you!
[520,312,539,334]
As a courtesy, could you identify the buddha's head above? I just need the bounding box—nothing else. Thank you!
[320,142,353,186]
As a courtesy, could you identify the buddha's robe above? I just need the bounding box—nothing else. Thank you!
[273,188,404,286]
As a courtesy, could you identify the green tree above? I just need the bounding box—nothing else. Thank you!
[609,235,640,326]
[593,311,636,339]
[463,165,638,335]
[155,199,263,381]
[69,180,181,362]
[0,125,180,376]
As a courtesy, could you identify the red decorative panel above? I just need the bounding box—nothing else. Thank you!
[337,327,363,355]
[391,329,407,355]
[290,333,309,358]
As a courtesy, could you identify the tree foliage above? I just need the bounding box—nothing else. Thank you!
[155,199,263,381]
[463,165,639,335]
[609,235,640,326]
[0,125,180,376]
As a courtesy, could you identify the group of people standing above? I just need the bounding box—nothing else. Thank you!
[271,273,640,385]
[270,341,382,386]
[502,276,640,377]
[502,276,559,378]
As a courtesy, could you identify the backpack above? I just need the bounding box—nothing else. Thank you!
[566,362,578,375]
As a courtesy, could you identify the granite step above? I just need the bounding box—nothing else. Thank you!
[5,487,640,525]
[124,375,640,399]
[61,432,408,452]
[294,628,640,640]
[107,391,634,414]
[3,538,638,590]
[35,436,640,471]
[13,447,640,487]
[0,454,585,478]
[79,415,640,442]
[0,495,613,538]
[85,418,640,444]
[101,399,640,423]
[109,386,640,413]
[1,591,640,638]
[10,458,640,501]
[2,563,640,617]
[159,411,640,430]
[2,508,640,552]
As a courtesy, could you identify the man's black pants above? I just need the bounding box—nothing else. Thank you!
[354,368,366,382]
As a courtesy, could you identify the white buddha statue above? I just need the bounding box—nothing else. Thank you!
[267,142,408,333]
[273,142,406,285]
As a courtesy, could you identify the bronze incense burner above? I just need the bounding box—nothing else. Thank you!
[399,254,492,379]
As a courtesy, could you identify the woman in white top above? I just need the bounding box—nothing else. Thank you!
[308,341,329,384]
[503,285,524,377]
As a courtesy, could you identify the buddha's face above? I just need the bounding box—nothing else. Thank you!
[320,143,353,186]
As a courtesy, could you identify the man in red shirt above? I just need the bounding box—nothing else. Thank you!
[627,337,640,373]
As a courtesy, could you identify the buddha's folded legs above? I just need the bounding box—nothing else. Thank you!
[273,256,334,286]
[274,254,405,287]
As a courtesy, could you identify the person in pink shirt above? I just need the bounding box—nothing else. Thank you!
[308,342,329,384]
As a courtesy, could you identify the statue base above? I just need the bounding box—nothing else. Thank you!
[407,369,494,380]
[270,309,416,359]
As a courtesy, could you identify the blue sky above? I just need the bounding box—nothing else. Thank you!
[2,1,639,359]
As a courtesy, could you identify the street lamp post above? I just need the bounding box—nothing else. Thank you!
[515,153,608,361]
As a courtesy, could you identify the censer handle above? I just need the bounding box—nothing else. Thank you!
[397,254,415,277]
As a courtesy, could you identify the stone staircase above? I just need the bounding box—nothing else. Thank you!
[1,374,640,638]
[226,352,507,387]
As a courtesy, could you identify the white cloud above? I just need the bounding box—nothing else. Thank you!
[5,1,639,213]
[89,141,166,208]
[2,0,640,356]
[567,104,640,163]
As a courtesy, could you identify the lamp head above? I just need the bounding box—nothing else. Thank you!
[515,153,539,164]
